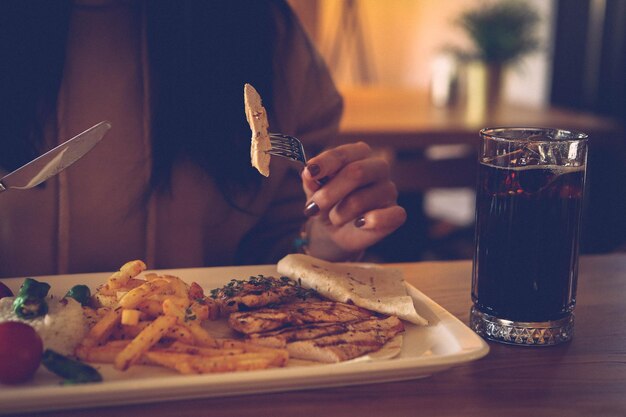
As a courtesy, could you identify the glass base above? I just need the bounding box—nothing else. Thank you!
[470,306,574,346]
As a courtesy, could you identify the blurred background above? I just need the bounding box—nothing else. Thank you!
[288,0,626,262]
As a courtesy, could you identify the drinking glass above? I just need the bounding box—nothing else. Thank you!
[470,127,588,346]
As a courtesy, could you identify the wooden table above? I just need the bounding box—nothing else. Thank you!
[37,253,626,417]
[336,87,624,192]
[338,87,622,149]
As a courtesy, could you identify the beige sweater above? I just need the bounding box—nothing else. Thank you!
[0,3,342,278]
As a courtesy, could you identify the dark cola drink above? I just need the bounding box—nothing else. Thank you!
[472,162,585,323]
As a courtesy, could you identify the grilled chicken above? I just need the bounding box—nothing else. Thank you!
[210,276,315,315]
[286,316,404,362]
[228,301,376,334]
[229,301,405,363]
[216,277,406,364]
[248,316,404,348]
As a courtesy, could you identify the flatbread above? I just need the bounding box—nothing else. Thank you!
[244,83,271,177]
[276,254,428,326]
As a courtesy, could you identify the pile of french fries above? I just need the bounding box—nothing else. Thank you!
[76,260,288,374]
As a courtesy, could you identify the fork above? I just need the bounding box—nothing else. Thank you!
[268,133,308,164]
[269,133,329,185]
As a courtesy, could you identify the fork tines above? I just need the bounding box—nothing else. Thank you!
[268,133,307,164]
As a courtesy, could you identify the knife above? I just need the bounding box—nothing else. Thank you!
[0,121,112,193]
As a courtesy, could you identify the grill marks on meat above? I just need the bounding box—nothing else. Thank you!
[248,322,360,347]
[229,301,405,363]
[287,317,404,363]
[229,301,375,334]
[249,316,403,345]
[211,276,312,314]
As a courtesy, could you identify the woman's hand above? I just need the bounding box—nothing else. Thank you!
[300,142,406,261]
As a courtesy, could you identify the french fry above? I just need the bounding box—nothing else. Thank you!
[162,275,189,298]
[144,351,283,374]
[217,338,279,353]
[144,272,160,281]
[125,278,146,289]
[114,279,146,301]
[118,279,171,309]
[165,341,244,356]
[106,260,147,290]
[78,341,157,366]
[114,315,178,371]
[103,340,134,348]
[94,283,116,296]
[121,309,141,326]
[162,298,215,346]
[153,295,189,311]
[82,259,294,377]
[76,342,128,363]
[143,352,197,374]
[135,299,164,318]
[96,307,112,316]
[81,306,123,348]
[162,298,186,319]
[166,325,196,344]
[183,322,216,347]
[92,292,118,308]
[113,321,195,344]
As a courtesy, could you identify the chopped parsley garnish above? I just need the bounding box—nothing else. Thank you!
[210,275,316,300]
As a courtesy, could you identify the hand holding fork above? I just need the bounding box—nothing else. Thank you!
[269,134,406,262]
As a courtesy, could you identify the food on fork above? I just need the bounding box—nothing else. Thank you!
[244,83,272,177]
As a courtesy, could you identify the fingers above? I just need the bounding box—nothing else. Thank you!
[304,157,390,213]
[343,205,407,252]
[353,205,407,232]
[329,181,398,227]
[302,142,372,192]
[298,141,407,258]
[308,205,407,255]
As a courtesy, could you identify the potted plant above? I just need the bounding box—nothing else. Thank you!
[450,0,541,110]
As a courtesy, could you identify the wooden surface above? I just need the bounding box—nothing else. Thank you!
[336,87,624,192]
[36,253,626,417]
[338,87,622,148]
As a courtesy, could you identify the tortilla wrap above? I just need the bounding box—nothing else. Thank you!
[277,254,428,326]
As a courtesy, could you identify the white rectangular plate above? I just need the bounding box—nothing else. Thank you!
[0,264,489,415]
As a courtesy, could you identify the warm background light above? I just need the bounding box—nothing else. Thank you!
[289,0,554,107]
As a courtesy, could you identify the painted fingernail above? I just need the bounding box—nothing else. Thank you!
[303,201,320,217]
[307,164,321,177]
[354,216,366,228]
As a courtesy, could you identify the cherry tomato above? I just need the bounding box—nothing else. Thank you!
[0,281,13,299]
[0,321,43,384]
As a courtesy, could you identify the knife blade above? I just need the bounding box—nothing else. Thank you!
[0,121,111,193]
